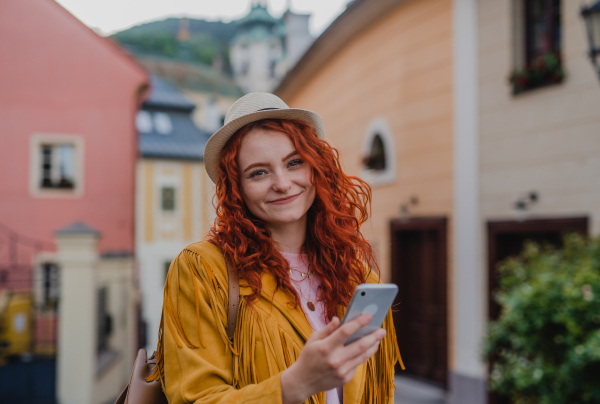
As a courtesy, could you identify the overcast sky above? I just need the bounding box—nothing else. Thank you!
[55,0,351,36]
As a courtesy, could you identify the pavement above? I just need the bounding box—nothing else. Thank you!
[394,376,446,404]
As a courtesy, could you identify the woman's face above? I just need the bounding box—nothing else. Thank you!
[237,127,316,232]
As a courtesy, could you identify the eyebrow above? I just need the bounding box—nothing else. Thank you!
[242,150,299,174]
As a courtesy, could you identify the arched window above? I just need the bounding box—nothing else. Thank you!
[361,118,396,186]
[364,134,386,171]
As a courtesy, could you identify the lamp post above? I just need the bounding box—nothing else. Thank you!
[581,1,600,80]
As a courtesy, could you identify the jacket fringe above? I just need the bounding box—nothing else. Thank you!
[362,311,405,403]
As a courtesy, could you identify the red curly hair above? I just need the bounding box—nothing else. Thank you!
[208,119,377,320]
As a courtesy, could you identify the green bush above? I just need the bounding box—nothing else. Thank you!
[483,234,600,404]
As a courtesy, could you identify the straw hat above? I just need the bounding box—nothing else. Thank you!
[203,92,325,183]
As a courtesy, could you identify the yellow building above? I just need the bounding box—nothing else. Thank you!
[277,0,455,397]
[135,75,215,351]
[278,0,600,402]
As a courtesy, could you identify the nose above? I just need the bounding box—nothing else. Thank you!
[272,171,292,192]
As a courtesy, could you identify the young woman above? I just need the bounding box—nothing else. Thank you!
[149,93,403,404]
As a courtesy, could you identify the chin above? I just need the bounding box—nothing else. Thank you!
[269,213,305,226]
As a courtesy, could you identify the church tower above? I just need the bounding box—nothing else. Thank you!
[229,1,284,93]
[229,1,313,93]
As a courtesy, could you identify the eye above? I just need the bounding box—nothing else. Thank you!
[249,169,267,178]
[288,158,304,168]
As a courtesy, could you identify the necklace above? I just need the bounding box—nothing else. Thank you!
[289,267,316,311]
[289,267,310,279]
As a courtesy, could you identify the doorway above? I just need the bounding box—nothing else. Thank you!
[390,217,448,388]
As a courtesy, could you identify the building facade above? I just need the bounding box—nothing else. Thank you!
[277,0,455,397]
[230,1,313,93]
[0,0,148,264]
[135,75,213,351]
[278,0,600,402]
[0,0,148,402]
[473,1,600,401]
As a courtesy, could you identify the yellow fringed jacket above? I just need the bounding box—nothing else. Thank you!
[150,241,404,404]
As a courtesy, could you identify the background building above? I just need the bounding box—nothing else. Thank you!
[278,0,600,403]
[135,75,213,351]
[277,0,454,400]
[230,1,313,93]
[137,56,243,133]
[0,0,148,402]
[474,1,600,402]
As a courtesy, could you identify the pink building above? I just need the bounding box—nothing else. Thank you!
[0,0,148,291]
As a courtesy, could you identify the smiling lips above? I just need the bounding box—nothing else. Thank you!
[268,193,301,205]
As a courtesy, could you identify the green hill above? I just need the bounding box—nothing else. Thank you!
[112,18,237,72]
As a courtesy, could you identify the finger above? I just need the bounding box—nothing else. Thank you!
[339,330,385,373]
[339,340,381,375]
[310,316,340,341]
[342,328,386,359]
[328,313,372,347]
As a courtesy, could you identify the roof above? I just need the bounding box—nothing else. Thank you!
[55,222,100,236]
[138,75,211,160]
[138,56,244,98]
[275,0,407,99]
[144,75,196,112]
[236,4,280,28]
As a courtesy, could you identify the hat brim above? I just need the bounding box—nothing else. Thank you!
[204,108,325,183]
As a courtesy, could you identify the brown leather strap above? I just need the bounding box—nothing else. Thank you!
[226,256,239,341]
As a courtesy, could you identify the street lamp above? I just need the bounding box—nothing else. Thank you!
[581,1,600,80]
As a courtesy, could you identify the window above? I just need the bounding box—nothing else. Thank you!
[240,61,249,76]
[525,0,561,64]
[154,113,173,135]
[41,262,59,309]
[161,186,176,211]
[360,118,396,187]
[30,134,83,197]
[136,110,153,133]
[364,134,387,171]
[510,0,563,93]
[97,287,112,353]
[40,144,75,189]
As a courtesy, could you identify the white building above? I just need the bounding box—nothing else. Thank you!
[230,1,313,93]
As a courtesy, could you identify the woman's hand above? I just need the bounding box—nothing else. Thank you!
[280,314,386,404]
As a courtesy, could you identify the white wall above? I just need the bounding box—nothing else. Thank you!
[478,0,600,234]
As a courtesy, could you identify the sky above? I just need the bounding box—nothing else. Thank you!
[55,0,351,36]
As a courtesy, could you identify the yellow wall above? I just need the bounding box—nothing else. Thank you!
[139,159,209,244]
[284,0,454,283]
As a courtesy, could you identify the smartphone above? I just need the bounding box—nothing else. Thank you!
[340,283,398,346]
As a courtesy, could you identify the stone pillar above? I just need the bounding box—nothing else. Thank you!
[55,222,100,404]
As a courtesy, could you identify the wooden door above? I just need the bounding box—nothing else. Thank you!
[487,216,588,404]
[391,217,447,387]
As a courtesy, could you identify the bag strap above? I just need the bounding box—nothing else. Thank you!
[225,257,239,341]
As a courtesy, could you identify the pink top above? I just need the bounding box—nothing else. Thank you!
[281,251,342,404]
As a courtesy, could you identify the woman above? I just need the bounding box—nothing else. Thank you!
[149,93,404,404]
